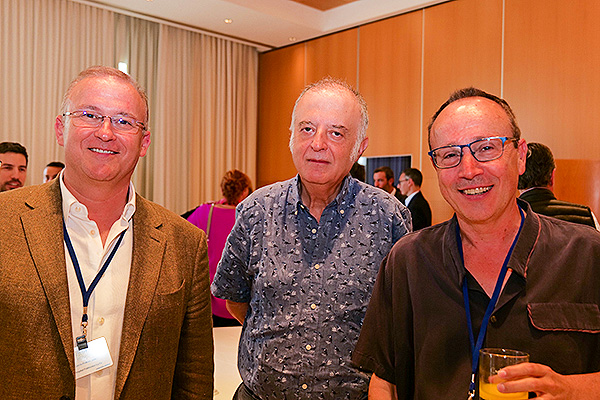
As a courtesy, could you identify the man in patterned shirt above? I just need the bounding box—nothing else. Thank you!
[212,78,412,399]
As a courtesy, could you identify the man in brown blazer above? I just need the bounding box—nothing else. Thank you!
[0,66,213,399]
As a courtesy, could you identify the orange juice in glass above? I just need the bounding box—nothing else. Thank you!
[479,348,529,400]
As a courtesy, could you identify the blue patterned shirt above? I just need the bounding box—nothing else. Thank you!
[212,175,412,399]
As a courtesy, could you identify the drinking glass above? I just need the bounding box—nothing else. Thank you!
[479,348,529,400]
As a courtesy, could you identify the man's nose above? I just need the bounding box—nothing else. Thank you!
[310,129,328,151]
[94,117,117,141]
[457,148,484,179]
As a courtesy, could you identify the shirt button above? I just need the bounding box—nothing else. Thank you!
[301,384,308,390]
[314,264,320,270]
[310,304,317,310]
[311,228,317,234]
[98,317,105,325]
[90,229,96,236]
[305,344,312,351]
[340,209,345,214]
[490,315,497,324]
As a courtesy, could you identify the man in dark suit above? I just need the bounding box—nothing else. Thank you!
[518,142,598,229]
[0,66,213,399]
[398,167,432,230]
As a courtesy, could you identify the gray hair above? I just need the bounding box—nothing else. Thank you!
[289,77,368,160]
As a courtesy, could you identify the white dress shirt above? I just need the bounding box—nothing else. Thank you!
[404,190,419,206]
[60,175,136,400]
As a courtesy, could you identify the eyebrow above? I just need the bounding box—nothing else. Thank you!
[331,124,349,132]
[77,105,138,119]
[298,121,349,132]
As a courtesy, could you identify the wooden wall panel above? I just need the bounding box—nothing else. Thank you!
[554,159,600,218]
[305,29,358,86]
[257,44,305,188]
[359,11,423,161]
[504,0,600,160]
[422,0,504,223]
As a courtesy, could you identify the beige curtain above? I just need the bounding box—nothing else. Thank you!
[0,0,115,187]
[0,0,258,214]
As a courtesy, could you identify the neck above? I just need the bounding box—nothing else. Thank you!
[458,203,523,295]
[63,174,130,244]
[300,179,343,222]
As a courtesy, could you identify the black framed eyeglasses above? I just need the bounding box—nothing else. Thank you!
[63,110,146,134]
[428,136,518,169]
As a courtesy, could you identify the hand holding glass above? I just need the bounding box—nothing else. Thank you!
[479,348,529,400]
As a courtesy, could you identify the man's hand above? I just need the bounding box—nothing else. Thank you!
[225,300,249,324]
[490,362,600,399]
[368,373,398,400]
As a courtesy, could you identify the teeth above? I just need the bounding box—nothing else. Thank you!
[91,148,116,154]
[462,186,491,195]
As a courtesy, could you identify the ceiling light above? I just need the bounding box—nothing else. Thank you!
[289,37,297,42]
[224,18,233,24]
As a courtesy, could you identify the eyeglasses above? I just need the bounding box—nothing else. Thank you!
[63,111,146,134]
[428,136,518,169]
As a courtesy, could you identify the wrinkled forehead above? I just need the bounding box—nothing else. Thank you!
[66,76,148,121]
[430,97,512,147]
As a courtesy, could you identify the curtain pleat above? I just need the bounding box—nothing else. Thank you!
[0,0,258,214]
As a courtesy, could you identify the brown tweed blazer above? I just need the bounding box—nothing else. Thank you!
[0,179,213,399]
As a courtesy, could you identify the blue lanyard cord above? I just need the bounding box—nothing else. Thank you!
[457,206,525,395]
[62,220,126,328]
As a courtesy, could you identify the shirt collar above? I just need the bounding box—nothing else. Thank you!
[450,199,538,286]
[404,190,419,205]
[293,174,356,214]
[59,171,136,222]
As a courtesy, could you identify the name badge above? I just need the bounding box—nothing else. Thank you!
[74,336,113,379]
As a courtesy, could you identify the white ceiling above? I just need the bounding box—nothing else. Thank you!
[81,0,448,52]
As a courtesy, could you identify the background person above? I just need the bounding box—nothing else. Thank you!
[43,161,65,182]
[518,142,599,229]
[397,167,432,230]
[373,165,404,202]
[0,141,28,191]
[187,169,253,326]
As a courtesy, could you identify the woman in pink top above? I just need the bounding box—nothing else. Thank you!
[187,169,252,326]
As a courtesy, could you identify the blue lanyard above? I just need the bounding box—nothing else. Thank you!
[63,220,126,349]
[457,207,525,398]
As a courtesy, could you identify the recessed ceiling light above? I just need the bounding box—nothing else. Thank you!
[224,18,233,24]
[289,37,297,42]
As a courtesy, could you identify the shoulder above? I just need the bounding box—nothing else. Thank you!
[237,177,295,213]
[390,219,451,255]
[352,179,403,208]
[0,182,60,217]
[537,212,600,242]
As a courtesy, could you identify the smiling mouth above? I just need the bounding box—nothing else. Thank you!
[460,186,492,195]
[90,147,118,155]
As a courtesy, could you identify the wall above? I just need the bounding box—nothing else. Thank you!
[257,0,600,222]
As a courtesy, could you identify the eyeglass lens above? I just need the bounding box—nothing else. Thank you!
[432,137,507,168]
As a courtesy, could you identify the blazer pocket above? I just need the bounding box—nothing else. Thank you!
[528,302,600,333]
[152,279,186,310]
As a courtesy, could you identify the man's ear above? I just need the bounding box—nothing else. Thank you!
[55,115,65,147]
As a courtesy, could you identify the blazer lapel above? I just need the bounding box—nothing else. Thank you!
[114,197,166,399]
[21,181,75,374]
